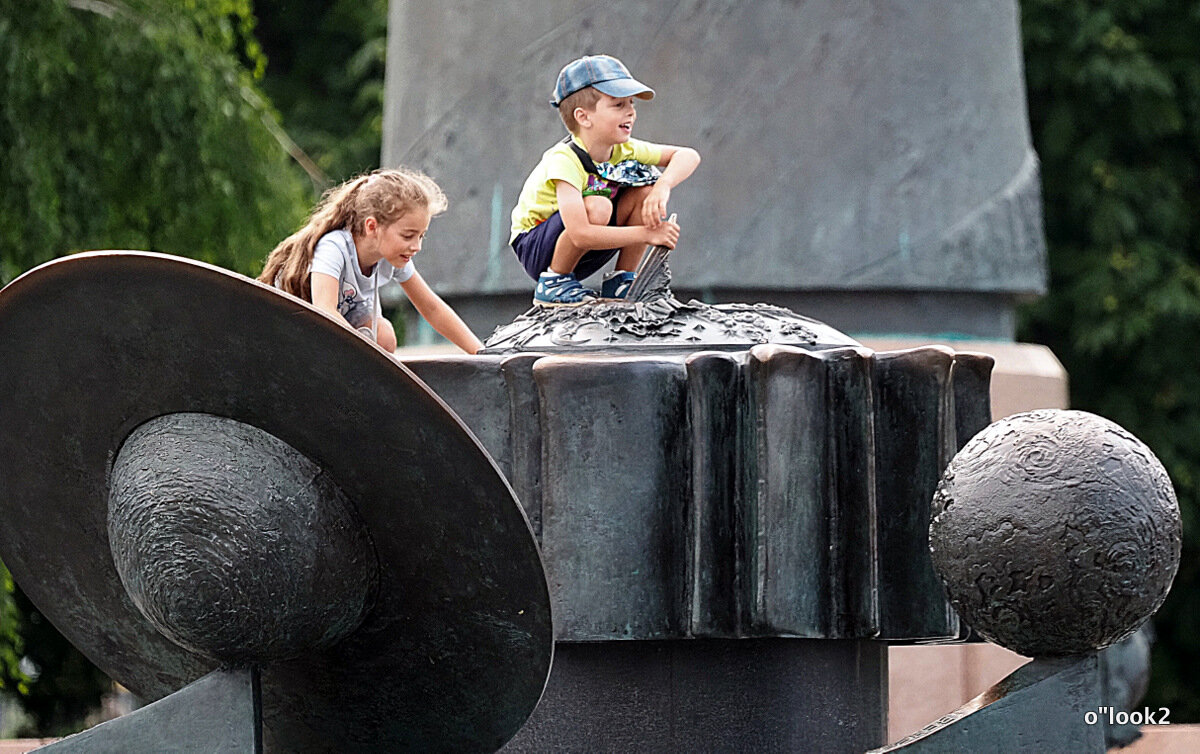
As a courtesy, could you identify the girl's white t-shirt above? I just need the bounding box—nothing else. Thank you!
[310,229,415,328]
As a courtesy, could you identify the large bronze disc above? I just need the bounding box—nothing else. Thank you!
[0,251,552,752]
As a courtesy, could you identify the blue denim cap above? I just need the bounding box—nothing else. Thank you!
[551,55,655,107]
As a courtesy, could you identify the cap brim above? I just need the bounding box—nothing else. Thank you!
[592,78,655,100]
[0,251,553,752]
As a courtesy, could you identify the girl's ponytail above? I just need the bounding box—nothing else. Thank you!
[258,176,370,300]
[258,168,447,301]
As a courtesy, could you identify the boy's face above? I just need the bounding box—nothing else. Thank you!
[577,93,637,144]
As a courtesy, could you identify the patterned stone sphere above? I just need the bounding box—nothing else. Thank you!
[108,413,379,664]
[929,409,1181,657]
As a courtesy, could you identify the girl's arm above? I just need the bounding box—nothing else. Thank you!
[310,272,345,319]
[313,271,383,343]
[399,272,484,354]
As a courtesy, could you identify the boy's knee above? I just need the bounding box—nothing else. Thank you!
[582,195,613,226]
[616,185,653,223]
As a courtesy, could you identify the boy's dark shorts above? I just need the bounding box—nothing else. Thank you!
[511,211,619,282]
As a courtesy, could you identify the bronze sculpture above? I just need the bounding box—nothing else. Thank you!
[0,252,553,752]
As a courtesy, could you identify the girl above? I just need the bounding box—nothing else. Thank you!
[259,168,483,354]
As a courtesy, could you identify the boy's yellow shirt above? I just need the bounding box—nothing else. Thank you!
[509,135,662,243]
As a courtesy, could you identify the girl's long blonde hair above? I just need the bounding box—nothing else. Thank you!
[259,167,448,300]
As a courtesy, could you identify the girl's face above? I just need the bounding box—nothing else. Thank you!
[370,207,432,268]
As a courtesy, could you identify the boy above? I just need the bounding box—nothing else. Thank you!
[510,54,701,305]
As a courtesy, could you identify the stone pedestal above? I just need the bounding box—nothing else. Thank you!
[402,328,993,750]
[504,640,888,753]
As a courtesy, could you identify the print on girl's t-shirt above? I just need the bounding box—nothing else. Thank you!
[340,286,371,328]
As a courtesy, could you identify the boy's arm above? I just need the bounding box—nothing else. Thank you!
[642,144,701,229]
[557,181,679,250]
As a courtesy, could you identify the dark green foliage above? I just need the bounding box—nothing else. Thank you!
[0,0,315,734]
[1019,0,1200,720]
[0,0,311,283]
[254,0,388,181]
[0,563,25,698]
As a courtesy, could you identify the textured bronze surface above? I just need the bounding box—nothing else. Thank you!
[930,409,1181,657]
[0,251,553,752]
[108,413,378,664]
[405,345,997,643]
[482,295,861,354]
[406,339,994,751]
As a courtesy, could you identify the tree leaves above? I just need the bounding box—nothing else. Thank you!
[1020,0,1200,720]
[253,0,388,180]
[0,563,26,699]
[0,0,311,283]
[0,0,314,733]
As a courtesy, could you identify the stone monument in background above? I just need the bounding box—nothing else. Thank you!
[382,0,1044,340]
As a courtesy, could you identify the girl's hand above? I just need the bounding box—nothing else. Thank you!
[645,218,680,249]
[641,184,671,229]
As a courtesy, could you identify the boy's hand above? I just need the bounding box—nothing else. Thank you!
[642,184,671,228]
[645,218,680,249]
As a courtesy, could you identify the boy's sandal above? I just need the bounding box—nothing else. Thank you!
[534,272,598,307]
[600,271,637,300]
